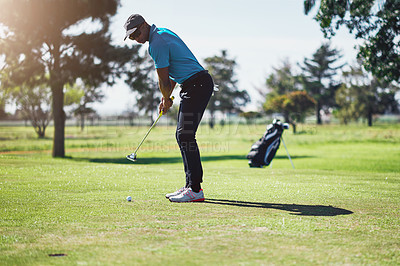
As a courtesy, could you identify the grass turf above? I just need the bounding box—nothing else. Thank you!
[0,123,399,265]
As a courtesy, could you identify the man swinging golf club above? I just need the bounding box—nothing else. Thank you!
[124,14,214,202]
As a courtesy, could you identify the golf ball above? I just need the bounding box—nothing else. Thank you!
[126,196,132,202]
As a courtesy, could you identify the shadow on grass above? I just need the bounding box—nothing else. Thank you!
[205,199,353,216]
[66,154,313,165]
[67,155,245,165]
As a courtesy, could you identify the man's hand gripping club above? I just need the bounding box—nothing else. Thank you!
[159,96,174,114]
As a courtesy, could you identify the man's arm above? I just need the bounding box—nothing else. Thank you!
[156,67,174,98]
[156,67,175,113]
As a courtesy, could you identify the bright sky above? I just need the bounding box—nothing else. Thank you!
[95,0,361,115]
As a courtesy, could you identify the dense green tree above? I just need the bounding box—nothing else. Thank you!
[263,59,299,116]
[203,50,250,128]
[335,84,364,125]
[335,60,399,126]
[125,53,160,124]
[263,60,316,132]
[304,0,400,83]
[299,43,344,124]
[0,0,139,157]
[266,59,299,97]
[264,91,315,133]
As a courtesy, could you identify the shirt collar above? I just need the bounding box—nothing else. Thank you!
[149,24,157,43]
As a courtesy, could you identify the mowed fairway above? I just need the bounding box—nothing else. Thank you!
[1,123,399,265]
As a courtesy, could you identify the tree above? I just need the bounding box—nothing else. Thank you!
[2,70,52,137]
[335,84,364,125]
[125,53,161,124]
[0,0,139,157]
[14,84,52,138]
[335,60,399,126]
[203,50,250,128]
[304,0,400,83]
[0,80,10,119]
[263,59,298,119]
[264,91,315,133]
[239,111,262,124]
[299,43,344,124]
[263,60,316,132]
[0,102,6,119]
[65,83,104,131]
[266,59,299,97]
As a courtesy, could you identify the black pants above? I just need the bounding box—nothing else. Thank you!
[176,71,214,192]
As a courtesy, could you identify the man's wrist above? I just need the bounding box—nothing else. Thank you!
[164,96,173,104]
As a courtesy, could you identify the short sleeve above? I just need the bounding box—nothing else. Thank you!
[149,41,169,69]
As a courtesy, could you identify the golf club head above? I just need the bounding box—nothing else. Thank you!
[126,153,137,162]
[283,123,289,130]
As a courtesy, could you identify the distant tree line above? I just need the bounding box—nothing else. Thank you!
[261,43,399,132]
[304,0,400,84]
[259,0,400,132]
[1,0,399,157]
[0,0,141,157]
[0,0,249,157]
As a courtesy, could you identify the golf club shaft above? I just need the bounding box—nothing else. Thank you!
[281,136,295,169]
[133,111,163,155]
[132,96,174,155]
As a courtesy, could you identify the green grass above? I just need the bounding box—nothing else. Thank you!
[1,123,400,265]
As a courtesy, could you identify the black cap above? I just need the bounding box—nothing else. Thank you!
[123,14,145,41]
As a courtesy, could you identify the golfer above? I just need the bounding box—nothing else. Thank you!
[124,14,214,202]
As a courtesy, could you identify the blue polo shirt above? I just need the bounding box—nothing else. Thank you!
[148,24,204,84]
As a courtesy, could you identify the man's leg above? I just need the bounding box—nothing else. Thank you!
[176,74,213,192]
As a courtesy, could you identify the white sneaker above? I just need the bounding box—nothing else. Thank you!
[165,187,186,199]
[169,188,205,202]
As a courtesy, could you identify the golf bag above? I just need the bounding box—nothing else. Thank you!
[247,119,289,168]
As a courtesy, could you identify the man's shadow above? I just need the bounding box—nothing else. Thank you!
[205,199,353,216]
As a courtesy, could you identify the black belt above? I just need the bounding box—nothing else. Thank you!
[181,70,208,88]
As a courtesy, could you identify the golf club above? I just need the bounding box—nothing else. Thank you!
[126,96,174,162]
